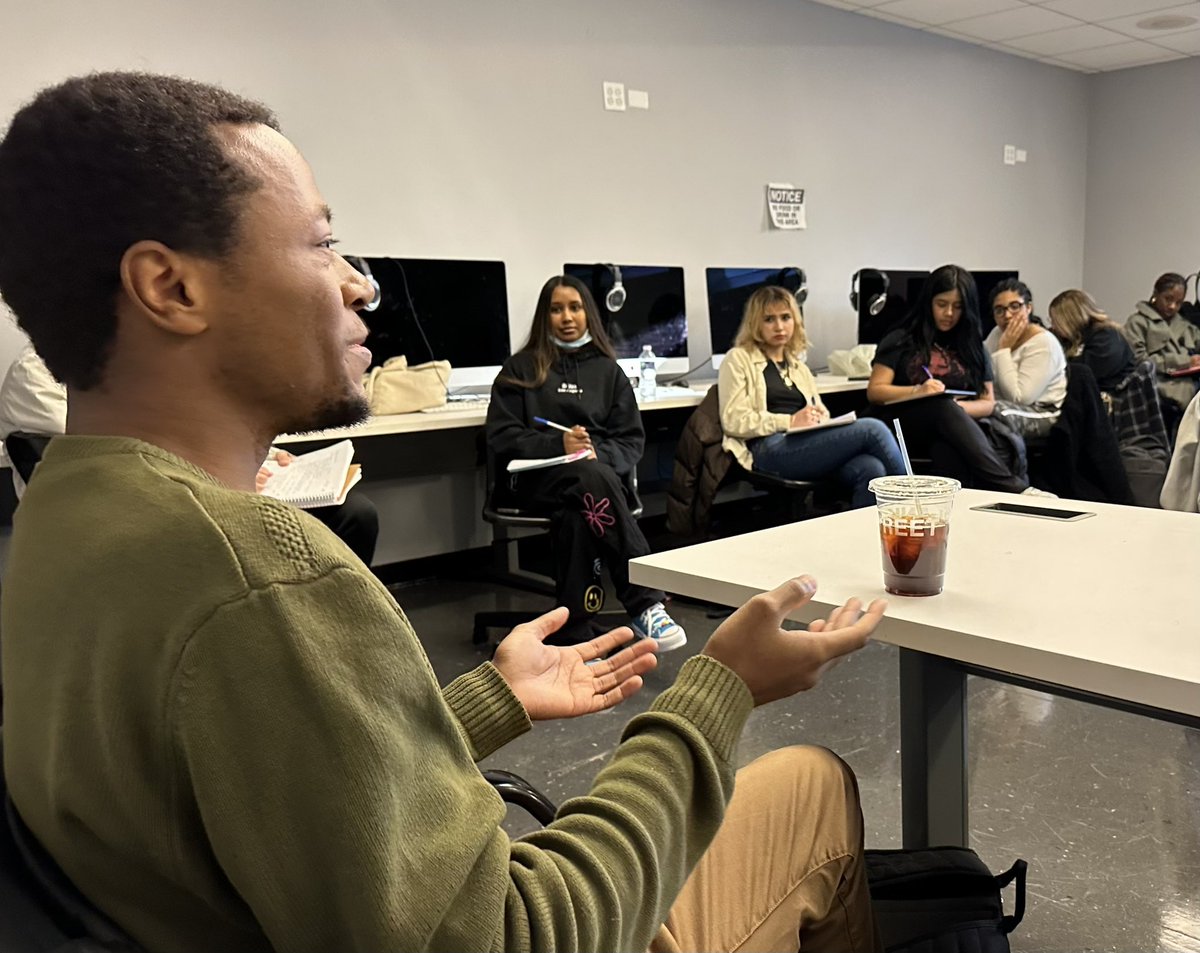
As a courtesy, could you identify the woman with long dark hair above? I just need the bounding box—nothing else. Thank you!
[487,274,685,649]
[866,264,1030,493]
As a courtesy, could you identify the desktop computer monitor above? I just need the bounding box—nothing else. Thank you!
[348,256,511,389]
[562,264,688,370]
[855,268,1020,343]
[704,267,792,360]
[856,269,929,345]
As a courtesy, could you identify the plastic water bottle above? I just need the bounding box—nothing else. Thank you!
[639,345,657,399]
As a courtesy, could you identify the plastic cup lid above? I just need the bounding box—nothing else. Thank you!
[868,475,962,499]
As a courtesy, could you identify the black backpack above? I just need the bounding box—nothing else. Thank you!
[867,846,1027,952]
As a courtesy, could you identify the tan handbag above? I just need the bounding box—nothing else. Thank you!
[362,355,451,414]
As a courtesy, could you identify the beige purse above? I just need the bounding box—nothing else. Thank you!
[362,355,451,414]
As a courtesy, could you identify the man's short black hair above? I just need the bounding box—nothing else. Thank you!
[0,72,279,390]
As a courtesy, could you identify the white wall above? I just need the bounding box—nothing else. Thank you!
[0,0,1089,369]
[1084,57,1200,323]
[0,0,1093,559]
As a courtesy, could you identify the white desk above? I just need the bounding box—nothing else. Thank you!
[275,376,868,444]
[629,490,1200,847]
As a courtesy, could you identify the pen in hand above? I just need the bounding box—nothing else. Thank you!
[533,416,573,433]
[922,365,933,380]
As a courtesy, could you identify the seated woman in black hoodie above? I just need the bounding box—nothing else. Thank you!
[487,275,685,650]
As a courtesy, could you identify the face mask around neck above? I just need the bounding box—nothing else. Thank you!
[554,331,593,350]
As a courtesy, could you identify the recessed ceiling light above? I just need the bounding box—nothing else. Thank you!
[1134,14,1198,29]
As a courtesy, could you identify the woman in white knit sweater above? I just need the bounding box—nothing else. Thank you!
[983,278,1067,439]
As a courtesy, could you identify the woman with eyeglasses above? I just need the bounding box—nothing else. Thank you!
[983,279,1067,439]
[867,264,1031,493]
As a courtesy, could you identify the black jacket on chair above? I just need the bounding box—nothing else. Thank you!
[666,386,733,540]
[1032,364,1133,504]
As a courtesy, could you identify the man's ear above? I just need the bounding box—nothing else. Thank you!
[119,240,213,337]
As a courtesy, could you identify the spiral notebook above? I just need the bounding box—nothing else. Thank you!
[260,439,362,509]
[507,448,592,473]
[786,411,858,434]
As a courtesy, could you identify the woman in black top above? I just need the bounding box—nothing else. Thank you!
[866,264,1028,493]
[487,275,684,650]
[1047,289,1135,392]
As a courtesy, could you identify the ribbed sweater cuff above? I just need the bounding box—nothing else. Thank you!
[442,662,532,761]
[649,655,753,764]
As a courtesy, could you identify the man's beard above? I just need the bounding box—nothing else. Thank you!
[280,392,371,437]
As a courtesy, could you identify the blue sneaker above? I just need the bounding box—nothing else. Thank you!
[631,603,687,652]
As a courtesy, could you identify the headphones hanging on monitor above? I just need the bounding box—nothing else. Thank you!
[850,269,889,317]
[604,264,626,312]
[777,267,808,307]
[348,256,382,313]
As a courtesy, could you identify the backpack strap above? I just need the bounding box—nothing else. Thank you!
[994,858,1028,933]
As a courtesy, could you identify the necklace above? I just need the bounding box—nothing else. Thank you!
[775,359,795,388]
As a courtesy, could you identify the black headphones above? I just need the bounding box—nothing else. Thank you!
[777,267,808,307]
[604,264,626,313]
[850,269,889,317]
[348,256,382,313]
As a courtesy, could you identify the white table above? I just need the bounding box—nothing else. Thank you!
[275,376,868,444]
[629,490,1200,847]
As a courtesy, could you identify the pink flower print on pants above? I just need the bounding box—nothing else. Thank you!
[582,493,616,538]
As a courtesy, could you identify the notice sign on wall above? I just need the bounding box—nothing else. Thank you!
[766,183,807,230]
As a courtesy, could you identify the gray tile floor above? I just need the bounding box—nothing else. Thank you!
[399,576,1200,953]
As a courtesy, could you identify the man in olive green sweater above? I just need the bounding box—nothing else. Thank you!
[0,73,886,952]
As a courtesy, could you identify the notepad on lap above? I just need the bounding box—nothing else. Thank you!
[884,389,975,405]
[787,411,858,434]
[1167,365,1200,378]
[507,448,592,473]
[260,439,362,508]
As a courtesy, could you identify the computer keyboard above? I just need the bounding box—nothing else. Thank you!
[420,399,490,414]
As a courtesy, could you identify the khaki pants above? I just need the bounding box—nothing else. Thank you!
[651,746,881,953]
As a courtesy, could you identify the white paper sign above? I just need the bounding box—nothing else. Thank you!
[766,182,807,230]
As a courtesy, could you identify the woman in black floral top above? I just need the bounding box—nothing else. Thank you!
[866,264,1029,493]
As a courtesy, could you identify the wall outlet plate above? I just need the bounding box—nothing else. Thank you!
[603,81,626,111]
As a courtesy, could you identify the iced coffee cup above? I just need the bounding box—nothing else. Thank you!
[868,475,961,597]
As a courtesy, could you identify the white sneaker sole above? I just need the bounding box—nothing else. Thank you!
[652,629,688,652]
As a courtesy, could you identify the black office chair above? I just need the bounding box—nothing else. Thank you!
[0,730,552,953]
[0,732,142,952]
[730,465,838,523]
[473,448,644,646]
[4,433,51,488]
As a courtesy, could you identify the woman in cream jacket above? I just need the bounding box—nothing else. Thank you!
[718,285,904,508]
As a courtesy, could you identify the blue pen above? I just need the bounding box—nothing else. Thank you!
[534,416,573,433]
[921,365,933,379]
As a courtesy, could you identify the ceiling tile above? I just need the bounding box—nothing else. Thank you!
[945,6,1081,41]
[984,41,1044,60]
[1000,24,1131,55]
[1040,0,1185,20]
[1050,39,1186,68]
[859,9,923,26]
[1151,26,1200,49]
[1095,3,1200,37]
[870,0,1023,27]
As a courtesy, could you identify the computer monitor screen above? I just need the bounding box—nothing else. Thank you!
[855,268,1019,343]
[705,267,786,357]
[856,269,929,345]
[562,263,687,360]
[349,257,511,388]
